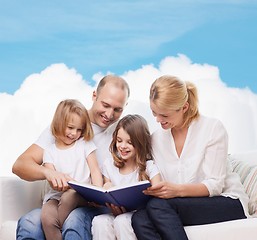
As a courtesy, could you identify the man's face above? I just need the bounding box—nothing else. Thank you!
[90,83,128,128]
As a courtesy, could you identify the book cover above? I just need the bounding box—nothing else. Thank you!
[68,180,151,211]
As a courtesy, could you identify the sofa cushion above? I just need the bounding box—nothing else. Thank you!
[230,155,257,216]
[0,221,17,240]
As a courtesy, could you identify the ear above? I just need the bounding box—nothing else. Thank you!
[92,90,97,101]
[182,102,189,113]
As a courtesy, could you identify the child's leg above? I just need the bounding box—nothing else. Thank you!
[114,212,137,240]
[41,199,62,240]
[91,213,115,240]
[58,189,88,228]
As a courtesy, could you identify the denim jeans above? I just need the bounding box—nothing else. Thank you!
[16,206,110,240]
[132,196,246,240]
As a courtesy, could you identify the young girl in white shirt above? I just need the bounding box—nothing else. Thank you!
[41,99,103,240]
[91,114,161,240]
[132,76,249,240]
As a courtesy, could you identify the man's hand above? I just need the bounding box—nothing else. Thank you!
[43,167,73,192]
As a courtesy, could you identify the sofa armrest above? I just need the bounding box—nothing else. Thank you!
[0,176,45,225]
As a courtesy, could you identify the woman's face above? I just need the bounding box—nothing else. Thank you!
[150,101,186,130]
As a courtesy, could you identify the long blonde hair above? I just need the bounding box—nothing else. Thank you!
[150,75,199,128]
[51,99,94,142]
[110,114,152,181]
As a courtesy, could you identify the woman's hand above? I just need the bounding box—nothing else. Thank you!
[143,181,181,199]
[106,203,127,216]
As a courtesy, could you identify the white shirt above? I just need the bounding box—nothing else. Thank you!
[151,115,249,217]
[102,158,160,186]
[35,122,116,171]
[42,138,96,203]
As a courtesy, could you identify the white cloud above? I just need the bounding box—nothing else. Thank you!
[1,54,257,177]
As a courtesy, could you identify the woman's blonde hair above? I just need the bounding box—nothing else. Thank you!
[110,114,152,181]
[51,99,93,141]
[150,75,199,128]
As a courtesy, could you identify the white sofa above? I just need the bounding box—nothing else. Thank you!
[1,151,257,240]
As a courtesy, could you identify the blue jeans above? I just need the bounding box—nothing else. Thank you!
[16,206,110,240]
[132,196,246,240]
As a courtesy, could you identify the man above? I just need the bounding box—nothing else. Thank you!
[12,75,130,239]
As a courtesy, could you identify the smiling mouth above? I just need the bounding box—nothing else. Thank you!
[119,150,130,155]
[101,115,111,123]
[67,136,75,141]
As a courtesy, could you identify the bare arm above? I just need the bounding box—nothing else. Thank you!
[87,151,103,187]
[144,181,209,199]
[103,176,114,189]
[149,173,162,186]
[12,144,46,181]
[12,144,72,192]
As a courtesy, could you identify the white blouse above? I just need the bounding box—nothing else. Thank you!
[151,115,250,217]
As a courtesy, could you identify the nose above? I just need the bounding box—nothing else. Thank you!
[120,141,127,149]
[71,128,77,135]
[156,115,162,123]
[105,108,114,120]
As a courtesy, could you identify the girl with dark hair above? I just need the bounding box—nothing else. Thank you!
[91,114,161,240]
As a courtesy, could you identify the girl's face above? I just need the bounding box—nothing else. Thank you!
[60,113,83,146]
[116,127,136,162]
[150,101,186,130]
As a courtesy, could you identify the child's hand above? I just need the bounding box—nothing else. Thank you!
[106,203,127,216]
[87,201,103,208]
[103,182,114,189]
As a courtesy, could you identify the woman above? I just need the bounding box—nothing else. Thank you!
[131,75,249,240]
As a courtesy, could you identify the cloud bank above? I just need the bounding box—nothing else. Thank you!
[1,54,257,176]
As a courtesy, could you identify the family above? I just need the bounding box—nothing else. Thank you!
[12,75,249,240]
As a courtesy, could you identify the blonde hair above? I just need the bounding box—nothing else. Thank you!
[150,75,199,128]
[110,114,152,181]
[51,99,93,141]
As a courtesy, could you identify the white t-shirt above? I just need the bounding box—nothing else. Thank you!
[43,138,96,203]
[102,158,160,186]
[151,115,250,217]
[35,122,116,171]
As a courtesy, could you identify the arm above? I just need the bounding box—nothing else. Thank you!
[87,151,103,187]
[12,144,46,181]
[144,181,209,199]
[12,144,72,192]
[150,173,162,186]
[103,175,114,189]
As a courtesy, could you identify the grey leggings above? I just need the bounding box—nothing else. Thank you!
[41,189,88,240]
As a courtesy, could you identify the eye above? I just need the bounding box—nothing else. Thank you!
[114,108,123,113]
[102,102,109,108]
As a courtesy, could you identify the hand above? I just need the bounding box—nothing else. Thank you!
[43,168,73,192]
[143,181,181,199]
[106,203,127,216]
[87,201,103,208]
[103,182,114,189]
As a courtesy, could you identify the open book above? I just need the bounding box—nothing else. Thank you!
[68,180,151,211]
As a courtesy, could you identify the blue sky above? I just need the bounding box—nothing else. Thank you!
[1,0,257,94]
